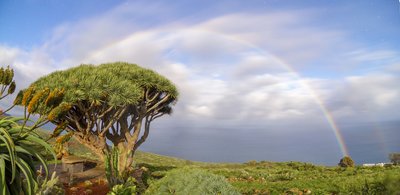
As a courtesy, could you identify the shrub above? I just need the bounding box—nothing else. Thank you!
[245,160,258,166]
[107,177,137,195]
[338,156,355,168]
[35,171,64,195]
[353,174,400,195]
[382,173,400,194]
[389,153,400,165]
[359,180,386,194]
[145,168,240,195]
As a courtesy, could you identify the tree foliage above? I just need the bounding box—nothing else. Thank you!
[389,153,400,165]
[30,62,178,106]
[338,156,355,168]
[22,62,178,183]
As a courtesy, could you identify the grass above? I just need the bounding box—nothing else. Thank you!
[202,161,400,194]
[35,128,400,194]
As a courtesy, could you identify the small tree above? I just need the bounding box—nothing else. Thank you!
[338,156,355,168]
[20,62,178,184]
[389,153,400,165]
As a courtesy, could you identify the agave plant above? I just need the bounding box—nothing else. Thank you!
[0,116,55,194]
[0,65,64,194]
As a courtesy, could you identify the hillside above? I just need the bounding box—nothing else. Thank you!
[37,129,400,194]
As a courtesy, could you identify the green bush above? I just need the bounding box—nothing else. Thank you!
[107,177,137,195]
[338,156,355,168]
[245,160,258,166]
[389,153,400,165]
[145,168,240,195]
[382,173,400,194]
[349,174,400,195]
[35,171,64,195]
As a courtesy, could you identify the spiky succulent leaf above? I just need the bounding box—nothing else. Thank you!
[0,116,56,194]
[28,62,178,108]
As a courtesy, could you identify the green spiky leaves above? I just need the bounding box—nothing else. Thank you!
[0,65,58,195]
[0,117,56,195]
[28,62,178,107]
[18,62,179,187]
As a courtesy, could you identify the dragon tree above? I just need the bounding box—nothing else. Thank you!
[20,62,178,177]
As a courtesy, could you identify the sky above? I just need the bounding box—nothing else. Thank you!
[1,0,400,164]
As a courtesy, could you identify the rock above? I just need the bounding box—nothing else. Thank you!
[83,180,93,188]
[69,187,78,192]
[84,189,93,194]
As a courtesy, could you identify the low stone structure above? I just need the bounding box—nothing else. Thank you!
[62,156,86,174]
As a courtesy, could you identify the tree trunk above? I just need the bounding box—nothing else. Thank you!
[116,142,135,177]
[72,134,106,161]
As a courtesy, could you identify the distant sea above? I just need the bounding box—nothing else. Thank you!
[41,120,399,166]
[140,120,400,166]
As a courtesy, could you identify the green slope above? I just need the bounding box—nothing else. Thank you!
[35,128,400,194]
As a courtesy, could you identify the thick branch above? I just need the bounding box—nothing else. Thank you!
[128,118,143,147]
[132,115,152,152]
[98,106,114,118]
[146,94,171,114]
[100,107,128,137]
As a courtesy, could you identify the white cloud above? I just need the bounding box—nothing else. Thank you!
[345,74,399,107]
[1,2,399,130]
[198,12,347,66]
[233,53,287,78]
[347,49,398,62]
[0,45,56,88]
[387,63,400,72]
[0,45,20,65]
[323,74,400,121]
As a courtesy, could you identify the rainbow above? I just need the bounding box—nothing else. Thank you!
[82,28,350,157]
[278,59,350,156]
[267,55,350,157]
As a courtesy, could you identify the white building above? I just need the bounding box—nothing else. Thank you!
[362,162,391,167]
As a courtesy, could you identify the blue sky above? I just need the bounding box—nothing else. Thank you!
[1,0,399,163]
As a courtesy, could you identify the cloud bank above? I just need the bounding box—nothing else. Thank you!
[1,2,399,163]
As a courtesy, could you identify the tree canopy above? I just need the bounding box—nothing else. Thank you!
[20,62,178,178]
[31,62,178,106]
